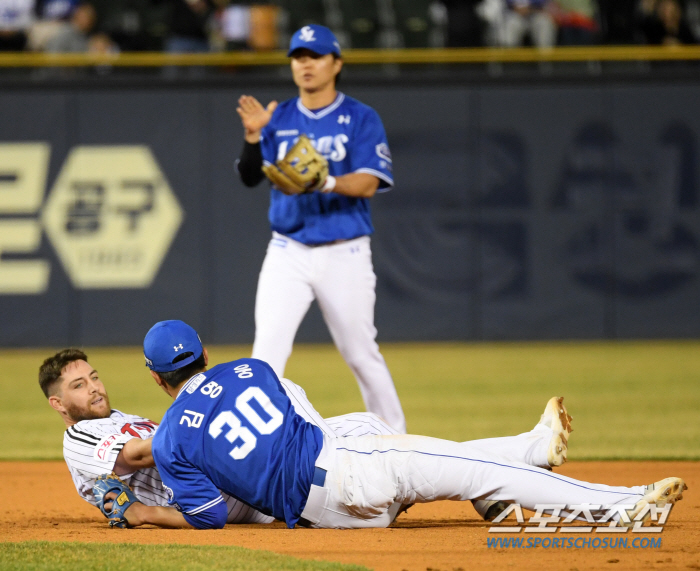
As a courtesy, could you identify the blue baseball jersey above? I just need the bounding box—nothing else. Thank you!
[260,92,394,245]
[151,359,324,529]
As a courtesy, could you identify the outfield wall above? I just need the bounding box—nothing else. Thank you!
[1,77,700,346]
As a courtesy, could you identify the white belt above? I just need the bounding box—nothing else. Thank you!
[297,437,334,527]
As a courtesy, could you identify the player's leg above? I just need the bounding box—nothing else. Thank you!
[450,396,573,519]
[501,10,528,47]
[252,234,315,377]
[279,378,338,437]
[466,396,574,469]
[223,493,275,524]
[281,377,401,439]
[324,412,400,437]
[467,421,554,520]
[325,399,569,521]
[530,10,557,48]
[313,237,406,433]
[302,434,650,529]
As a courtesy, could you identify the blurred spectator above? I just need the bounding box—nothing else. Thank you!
[247,4,277,49]
[166,0,214,53]
[552,0,598,44]
[211,1,250,50]
[502,0,557,47]
[0,0,35,50]
[639,0,697,44]
[86,28,112,52]
[44,1,95,51]
[28,0,78,50]
[478,0,557,47]
[210,2,277,51]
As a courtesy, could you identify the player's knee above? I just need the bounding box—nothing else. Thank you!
[340,346,383,372]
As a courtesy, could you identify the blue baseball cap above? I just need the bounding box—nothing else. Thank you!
[288,25,341,57]
[144,320,203,373]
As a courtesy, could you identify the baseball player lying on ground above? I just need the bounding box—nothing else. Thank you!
[84,321,689,529]
[39,349,408,525]
[38,346,577,525]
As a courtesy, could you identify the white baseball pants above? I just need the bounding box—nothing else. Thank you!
[281,377,552,467]
[300,434,645,529]
[282,377,571,523]
[253,233,406,433]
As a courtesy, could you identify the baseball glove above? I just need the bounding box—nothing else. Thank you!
[93,473,139,528]
[262,134,329,194]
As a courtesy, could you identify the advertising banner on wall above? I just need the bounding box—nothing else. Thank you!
[1,82,699,346]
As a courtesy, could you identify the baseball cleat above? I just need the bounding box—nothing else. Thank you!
[624,477,688,526]
[538,396,573,467]
[483,500,510,522]
[472,499,510,521]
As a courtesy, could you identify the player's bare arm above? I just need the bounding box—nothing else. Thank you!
[329,172,379,198]
[266,163,379,198]
[104,491,193,528]
[113,437,154,475]
[237,95,277,144]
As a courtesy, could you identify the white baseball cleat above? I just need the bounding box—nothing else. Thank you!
[538,396,573,467]
[624,477,688,525]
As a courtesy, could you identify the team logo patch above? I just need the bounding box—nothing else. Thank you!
[300,26,315,42]
[94,434,119,462]
[375,143,392,163]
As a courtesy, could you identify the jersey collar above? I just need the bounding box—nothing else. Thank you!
[176,373,205,400]
[296,92,345,120]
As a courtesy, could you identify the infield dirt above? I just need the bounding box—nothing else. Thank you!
[1,461,698,571]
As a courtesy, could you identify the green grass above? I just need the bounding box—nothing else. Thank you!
[0,542,369,571]
[4,340,700,460]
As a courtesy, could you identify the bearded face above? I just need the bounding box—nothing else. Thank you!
[52,360,112,423]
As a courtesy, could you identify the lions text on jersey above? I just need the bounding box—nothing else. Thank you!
[260,93,393,245]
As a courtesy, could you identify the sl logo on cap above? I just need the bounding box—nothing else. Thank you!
[300,26,315,42]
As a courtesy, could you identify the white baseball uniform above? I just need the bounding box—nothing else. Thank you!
[283,381,645,530]
[282,377,570,521]
[63,410,273,524]
[301,433,645,529]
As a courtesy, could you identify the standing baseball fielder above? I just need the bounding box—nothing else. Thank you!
[236,24,406,433]
[115,320,685,530]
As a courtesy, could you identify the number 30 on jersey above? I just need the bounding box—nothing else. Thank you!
[207,365,284,460]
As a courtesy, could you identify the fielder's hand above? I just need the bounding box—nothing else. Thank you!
[237,95,277,144]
